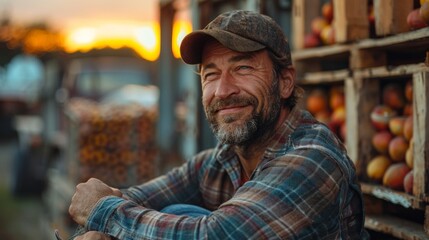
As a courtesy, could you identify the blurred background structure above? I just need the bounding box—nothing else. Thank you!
[0,0,293,238]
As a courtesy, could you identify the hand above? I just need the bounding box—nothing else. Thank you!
[69,178,122,226]
[73,231,112,240]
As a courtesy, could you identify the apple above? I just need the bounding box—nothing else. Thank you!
[320,24,335,45]
[322,1,334,23]
[370,105,397,131]
[306,89,328,115]
[304,33,321,48]
[403,115,413,141]
[403,170,414,194]
[383,83,405,110]
[420,2,429,25]
[407,9,428,30]
[372,131,394,154]
[383,162,411,190]
[405,80,413,102]
[388,116,406,136]
[367,155,391,182]
[311,17,329,37]
[388,136,409,162]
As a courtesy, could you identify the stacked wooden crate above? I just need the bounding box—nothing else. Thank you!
[292,0,429,239]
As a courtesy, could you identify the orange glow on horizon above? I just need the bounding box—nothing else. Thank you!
[64,22,160,61]
[172,20,192,59]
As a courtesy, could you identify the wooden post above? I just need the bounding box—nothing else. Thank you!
[413,71,429,200]
[374,0,414,37]
[333,0,369,43]
[292,0,320,50]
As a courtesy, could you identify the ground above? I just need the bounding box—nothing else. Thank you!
[0,137,52,240]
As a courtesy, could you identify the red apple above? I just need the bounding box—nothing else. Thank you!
[304,33,321,48]
[383,83,405,110]
[370,105,397,131]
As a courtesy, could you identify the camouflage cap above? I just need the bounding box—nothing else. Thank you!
[180,10,292,65]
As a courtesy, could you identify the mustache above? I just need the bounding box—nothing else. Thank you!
[207,96,257,113]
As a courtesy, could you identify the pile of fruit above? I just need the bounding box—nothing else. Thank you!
[306,85,346,142]
[407,0,429,30]
[66,97,159,188]
[304,1,335,48]
[367,80,414,194]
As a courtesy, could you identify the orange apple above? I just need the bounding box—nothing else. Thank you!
[320,24,335,45]
[329,87,345,110]
[372,131,394,154]
[420,2,429,25]
[306,89,328,115]
[331,106,345,125]
[322,1,334,23]
[367,155,392,182]
[383,162,411,190]
[311,17,329,37]
[388,116,406,136]
[403,115,413,141]
[388,136,409,162]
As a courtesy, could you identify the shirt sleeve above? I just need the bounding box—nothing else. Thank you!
[119,150,209,210]
[85,147,356,240]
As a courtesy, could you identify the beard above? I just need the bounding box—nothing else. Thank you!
[204,79,281,146]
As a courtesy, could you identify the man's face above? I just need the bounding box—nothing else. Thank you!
[200,41,281,145]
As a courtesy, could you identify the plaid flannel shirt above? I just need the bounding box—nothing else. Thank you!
[86,107,369,239]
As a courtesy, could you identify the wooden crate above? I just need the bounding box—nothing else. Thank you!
[333,0,369,43]
[292,44,352,80]
[64,98,159,188]
[363,191,429,240]
[347,66,429,239]
[350,28,429,70]
[373,0,414,37]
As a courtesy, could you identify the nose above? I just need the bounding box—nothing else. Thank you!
[215,72,239,99]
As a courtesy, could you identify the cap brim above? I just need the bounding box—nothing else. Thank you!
[180,29,265,64]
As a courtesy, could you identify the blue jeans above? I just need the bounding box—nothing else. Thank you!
[160,204,211,217]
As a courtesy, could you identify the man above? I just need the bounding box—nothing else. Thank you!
[69,10,369,239]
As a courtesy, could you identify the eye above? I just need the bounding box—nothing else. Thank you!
[236,65,252,73]
[202,72,218,82]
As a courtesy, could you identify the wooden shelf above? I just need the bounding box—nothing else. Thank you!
[292,44,351,61]
[361,183,428,210]
[354,63,429,79]
[298,69,351,85]
[365,214,429,240]
[356,28,429,51]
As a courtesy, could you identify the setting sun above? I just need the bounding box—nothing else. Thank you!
[64,22,160,61]
[172,20,192,59]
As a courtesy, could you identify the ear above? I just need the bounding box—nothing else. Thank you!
[279,67,295,99]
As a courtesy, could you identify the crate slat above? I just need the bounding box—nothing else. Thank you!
[413,71,429,200]
[365,213,429,240]
[373,0,414,37]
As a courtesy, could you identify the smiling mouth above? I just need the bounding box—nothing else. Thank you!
[217,105,251,115]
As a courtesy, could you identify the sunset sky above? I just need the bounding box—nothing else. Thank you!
[1,0,159,30]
